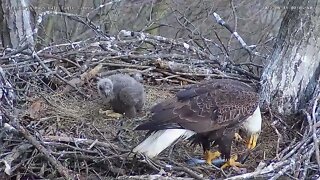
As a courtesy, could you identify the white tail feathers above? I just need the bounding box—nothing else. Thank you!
[132,129,196,158]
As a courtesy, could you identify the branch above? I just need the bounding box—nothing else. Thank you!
[15,123,74,180]
[212,12,266,59]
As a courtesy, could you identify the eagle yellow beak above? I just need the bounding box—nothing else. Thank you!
[247,133,259,149]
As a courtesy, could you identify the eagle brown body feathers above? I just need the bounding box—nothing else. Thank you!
[135,78,259,160]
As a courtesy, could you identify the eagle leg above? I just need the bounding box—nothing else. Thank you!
[235,133,258,149]
[220,154,244,169]
[247,134,259,149]
[204,150,221,165]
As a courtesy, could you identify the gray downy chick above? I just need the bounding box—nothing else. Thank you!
[97,74,146,118]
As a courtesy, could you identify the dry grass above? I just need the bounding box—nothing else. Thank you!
[16,81,302,179]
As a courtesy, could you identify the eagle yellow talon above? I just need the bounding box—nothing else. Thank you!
[204,150,221,165]
[221,154,243,169]
[99,109,123,118]
[247,134,258,149]
[234,133,244,142]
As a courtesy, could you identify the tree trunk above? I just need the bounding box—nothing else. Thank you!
[0,0,34,48]
[261,0,320,115]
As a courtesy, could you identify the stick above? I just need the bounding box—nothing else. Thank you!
[1,144,32,175]
[15,124,74,180]
[311,94,320,170]
[212,12,265,58]
[42,136,126,152]
[156,70,197,84]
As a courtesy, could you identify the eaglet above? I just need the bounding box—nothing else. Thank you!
[97,74,146,118]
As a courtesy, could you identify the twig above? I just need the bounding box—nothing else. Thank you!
[281,135,310,161]
[118,30,215,62]
[156,70,197,84]
[14,124,74,180]
[269,159,296,180]
[99,62,152,69]
[172,166,205,180]
[175,72,225,78]
[30,51,89,98]
[311,94,320,170]
[270,120,282,160]
[117,174,194,180]
[212,12,266,58]
[0,144,33,175]
[224,159,293,180]
[45,142,98,154]
[42,136,126,152]
[98,67,154,78]
[31,51,54,76]
[0,44,29,60]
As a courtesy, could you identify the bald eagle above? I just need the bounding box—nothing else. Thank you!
[132,78,262,168]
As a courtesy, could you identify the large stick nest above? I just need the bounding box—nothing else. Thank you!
[0,22,319,180]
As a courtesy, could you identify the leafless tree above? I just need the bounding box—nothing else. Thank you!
[0,0,34,48]
[0,0,319,179]
[261,0,320,115]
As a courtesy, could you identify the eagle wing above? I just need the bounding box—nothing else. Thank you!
[135,79,259,133]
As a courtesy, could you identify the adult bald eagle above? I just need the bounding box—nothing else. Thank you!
[132,78,262,168]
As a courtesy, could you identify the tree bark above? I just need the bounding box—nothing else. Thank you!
[261,0,320,115]
[0,0,34,48]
